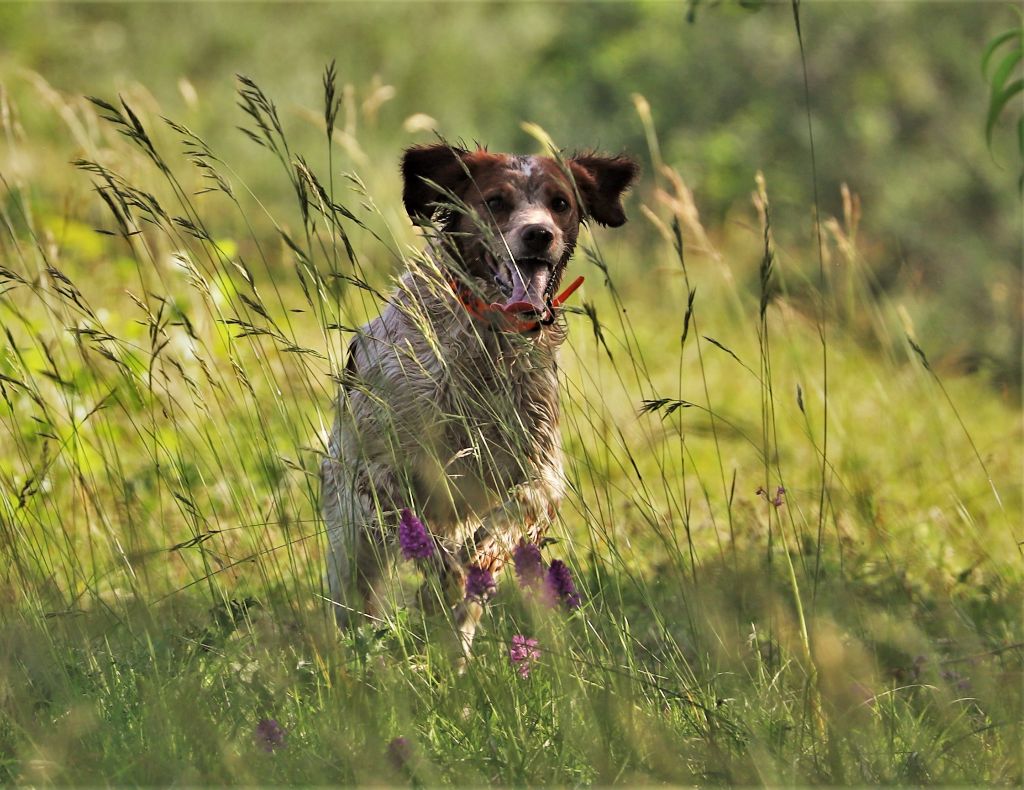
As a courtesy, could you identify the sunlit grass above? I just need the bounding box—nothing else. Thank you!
[0,69,1020,785]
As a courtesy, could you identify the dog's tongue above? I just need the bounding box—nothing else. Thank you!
[500,267,550,315]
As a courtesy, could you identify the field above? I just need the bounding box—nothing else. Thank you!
[0,2,1021,785]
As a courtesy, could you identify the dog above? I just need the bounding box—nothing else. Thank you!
[320,143,638,653]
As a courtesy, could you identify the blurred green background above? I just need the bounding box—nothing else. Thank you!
[1,0,1020,387]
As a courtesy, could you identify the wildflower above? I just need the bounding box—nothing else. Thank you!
[940,668,972,692]
[513,541,545,590]
[545,559,581,610]
[254,718,286,752]
[508,635,541,678]
[398,508,434,560]
[755,486,786,507]
[387,736,413,771]
[465,564,496,601]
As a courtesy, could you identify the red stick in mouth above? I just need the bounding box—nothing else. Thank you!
[493,275,585,315]
[451,276,586,334]
[550,275,585,308]
[487,275,586,332]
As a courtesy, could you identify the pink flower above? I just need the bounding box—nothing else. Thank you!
[398,508,434,560]
[465,564,496,601]
[545,559,581,610]
[387,736,413,771]
[755,486,786,508]
[254,718,286,752]
[508,635,541,678]
[513,541,545,590]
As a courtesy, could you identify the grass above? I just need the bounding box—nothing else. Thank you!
[0,67,1021,786]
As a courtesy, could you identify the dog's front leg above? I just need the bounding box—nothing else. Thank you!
[452,597,486,663]
[322,456,402,630]
[461,474,563,565]
[454,474,563,655]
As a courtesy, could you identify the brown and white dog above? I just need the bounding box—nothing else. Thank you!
[320,143,638,652]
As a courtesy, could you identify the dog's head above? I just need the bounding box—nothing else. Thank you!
[402,144,638,324]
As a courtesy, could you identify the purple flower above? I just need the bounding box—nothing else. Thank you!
[398,508,434,560]
[509,635,541,678]
[755,486,786,508]
[513,541,545,590]
[387,736,413,771]
[545,559,581,610]
[941,668,972,692]
[465,564,496,601]
[254,718,286,752]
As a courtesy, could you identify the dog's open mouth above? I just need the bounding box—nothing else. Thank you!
[492,256,554,323]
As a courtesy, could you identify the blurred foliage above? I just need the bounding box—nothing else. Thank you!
[0,1,1019,388]
[982,14,1024,188]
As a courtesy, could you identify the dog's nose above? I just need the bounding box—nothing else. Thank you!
[522,224,554,254]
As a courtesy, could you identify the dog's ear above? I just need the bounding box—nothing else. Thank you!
[402,144,471,224]
[569,154,640,228]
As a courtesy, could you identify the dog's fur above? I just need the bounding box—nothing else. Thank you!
[320,143,638,651]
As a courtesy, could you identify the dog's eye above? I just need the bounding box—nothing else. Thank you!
[485,195,507,213]
[551,196,570,213]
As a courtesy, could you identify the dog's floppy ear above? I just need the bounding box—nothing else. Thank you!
[569,154,640,228]
[402,144,471,224]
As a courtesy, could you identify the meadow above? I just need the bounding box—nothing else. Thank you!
[0,2,1021,785]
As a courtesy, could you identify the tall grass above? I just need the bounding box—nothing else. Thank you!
[0,68,1020,785]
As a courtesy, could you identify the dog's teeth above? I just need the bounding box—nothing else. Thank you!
[494,274,512,296]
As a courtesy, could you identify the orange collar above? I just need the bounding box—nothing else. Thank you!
[449,275,585,334]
